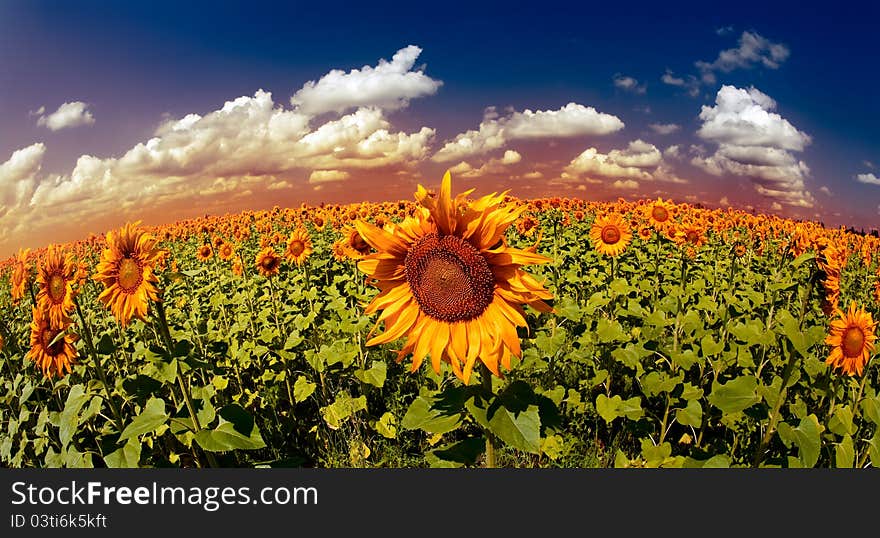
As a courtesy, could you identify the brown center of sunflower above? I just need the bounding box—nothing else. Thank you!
[652,205,669,222]
[601,225,621,245]
[686,230,699,243]
[118,257,143,292]
[289,240,305,256]
[261,256,280,271]
[405,233,495,322]
[48,274,66,303]
[41,328,64,356]
[841,327,865,358]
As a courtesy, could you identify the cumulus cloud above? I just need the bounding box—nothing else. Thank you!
[691,85,814,207]
[818,185,832,195]
[649,123,680,135]
[696,31,790,83]
[447,150,522,179]
[290,45,442,116]
[661,69,700,97]
[856,173,880,185]
[35,102,96,131]
[613,74,646,94]
[309,170,352,184]
[432,103,624,162]
[612,179,639,189]
[562,139,685,184]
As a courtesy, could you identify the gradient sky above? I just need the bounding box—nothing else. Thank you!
[1,0,878,257]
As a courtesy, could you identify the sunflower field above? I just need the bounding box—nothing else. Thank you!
[1,172,878,468]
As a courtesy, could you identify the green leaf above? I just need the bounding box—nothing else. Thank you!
[401,396,463,434]
[708,376,759,414]
[700,334,724,357]
[104,438,141,468]
[217,403,255,437]
[355,361,387,388]
[469,399,541,455]
[860,396,880,425]
[828,405,854,436]
[835,435,854,468]
[194,420,266,451]
[59,385,90,449]
[321,394,367,430]
[596,318,628,343]
[293,376,316,403]
[428,437,486,468]
[595,394,643,423]
[676,400,702,428]
[119,397,169,442]
[375,412,397,439]
[789,414,823,468]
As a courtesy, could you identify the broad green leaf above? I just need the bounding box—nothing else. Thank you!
[676,400,702,428]
[375,412,397,439]
[194,420,266,451]
[835,435,854,468]
[789,414,823,468]
[402,396,462,434]
[321,394,367,430]
[595,394,643,423]
[119,397,169,442]
[427,437,486,468]
[708,376,759,414]
[293,376,316,403]
[355,361,387,388]
[828,405,854,436]
[60,385,90,449]
[104,438,141,468]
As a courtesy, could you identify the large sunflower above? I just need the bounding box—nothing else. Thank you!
[645,198,675,231]
[824,302,876,376]
[35,245,77,326]
[93,222,162,327]
[356,171,554,384]
[285,228,313,266]
[26,306,78,379]
[590,213,632,257]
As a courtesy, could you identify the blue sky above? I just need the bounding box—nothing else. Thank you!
[0,0,877,254]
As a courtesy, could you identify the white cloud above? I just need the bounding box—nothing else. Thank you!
[661,69,700,97]
[664,145,682,159]
[719,196,730,206]
[309,170,351,184]
[267,180,292,190]
[563,140,685,184]
[649,123,680,135]
[0,144,44,222]
[447,150,522,179]
[613,74,646,94]
[863,160,875,169]
[696,31,790,82]
[716,26,735,36]
[771,202,783,211]
[612,179,639,189]
[692,86,813,208]
[290,45,442,116]
[856,173,880,186]
[432,103,624,162]
[818,186,832,195]
[36,102,96,131]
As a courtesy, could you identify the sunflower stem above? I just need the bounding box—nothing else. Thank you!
[266,277,284,338]
[154,296,219,468]
[73,297,125,434]
[479,362,498,468]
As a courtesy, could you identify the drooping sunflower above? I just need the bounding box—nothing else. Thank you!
[35,245,77,326]
[93,221,163,327]
[10,248,31,303]
[285,228,313,266]
[25,306,78,379]
[340,225,372,260]
[356,171,554,384]
[824,302,876,376]
[255,247,281,277]
[589,213,633,257]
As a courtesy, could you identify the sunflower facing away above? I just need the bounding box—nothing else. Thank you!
[285,228,313,266]
[590,213,633,257]
[93,222,163,327]
[824,302,876,376]
[355,171,554,384]
[35,244,77,326]
[10,248,31,303]
[26,306,78,379]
